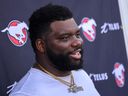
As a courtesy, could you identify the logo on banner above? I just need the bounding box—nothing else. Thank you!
[7,81,17,94]
[79,17,97,42]
[101,22,120,34]
[1,20,28,47]
[89,72,108,81]
[112,62,125,87]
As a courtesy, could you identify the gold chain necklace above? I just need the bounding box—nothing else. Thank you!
[37,64,84,93]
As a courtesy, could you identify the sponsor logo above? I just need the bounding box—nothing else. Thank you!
[112,62,125,87]
[79,17,97,42]
[1,20,28,47]
[7,81,17,94]
[101,22,120,34]
[89,72,108,81]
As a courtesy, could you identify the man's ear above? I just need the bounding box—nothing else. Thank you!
[35,39,45,53]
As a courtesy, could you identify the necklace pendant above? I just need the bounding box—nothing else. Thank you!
[68,84,84,93]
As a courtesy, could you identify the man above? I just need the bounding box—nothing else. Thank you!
[9,4,100,96]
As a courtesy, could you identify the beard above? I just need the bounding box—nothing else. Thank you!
[45,45,83,71]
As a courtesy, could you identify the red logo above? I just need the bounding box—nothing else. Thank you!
[1,20,28,47]
[79,17,97,42]
[112,62,125,87]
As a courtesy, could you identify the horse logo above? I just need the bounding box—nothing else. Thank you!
[1,20,28,47]
[112,62,125,87]
[79,17,97,42]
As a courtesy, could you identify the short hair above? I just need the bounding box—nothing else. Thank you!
[29,4,73,51]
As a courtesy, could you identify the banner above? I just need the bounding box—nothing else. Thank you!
[0,0,127,96]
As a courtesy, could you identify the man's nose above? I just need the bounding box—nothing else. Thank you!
[71,36,83,47]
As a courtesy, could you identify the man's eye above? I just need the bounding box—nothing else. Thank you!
[76,33,81,38]
[61,36,70,41]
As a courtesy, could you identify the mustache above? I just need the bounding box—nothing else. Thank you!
[70,47,83,54]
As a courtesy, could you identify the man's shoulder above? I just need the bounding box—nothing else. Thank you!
[9,68,49,96]
[72,69,92,81]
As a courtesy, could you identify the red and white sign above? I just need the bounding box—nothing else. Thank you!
[1,20,28,47]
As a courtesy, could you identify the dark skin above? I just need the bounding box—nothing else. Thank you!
[34,18,83,77]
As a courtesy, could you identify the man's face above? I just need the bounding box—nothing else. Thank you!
[45,18,83,71]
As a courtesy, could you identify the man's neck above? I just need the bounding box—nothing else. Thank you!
[33,63,71,77]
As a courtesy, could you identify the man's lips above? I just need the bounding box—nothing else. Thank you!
[69,49,81,60]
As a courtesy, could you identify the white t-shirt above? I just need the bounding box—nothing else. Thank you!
[9,68,100,96]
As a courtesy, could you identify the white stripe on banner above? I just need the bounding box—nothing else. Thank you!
[118,0,128,59]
